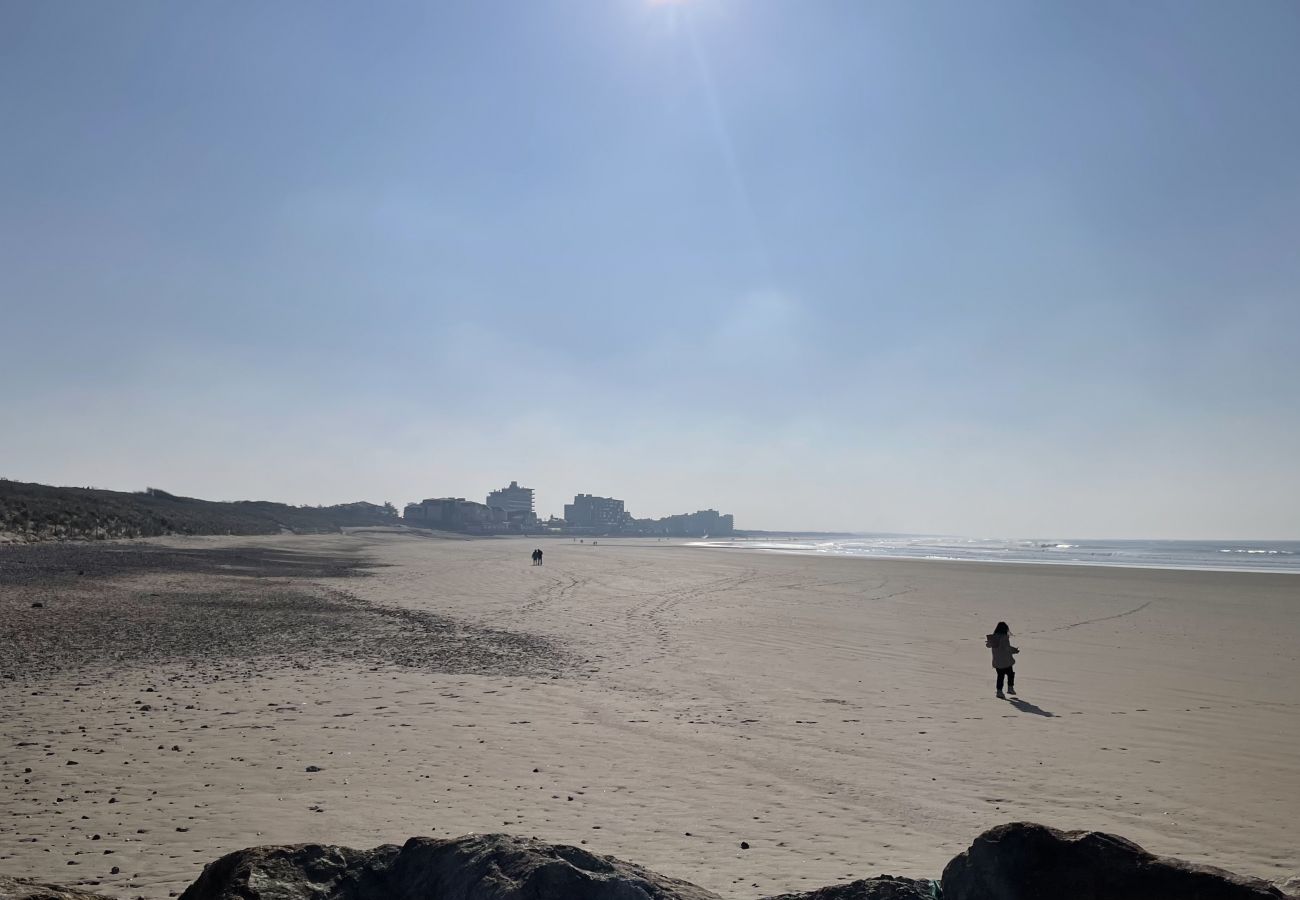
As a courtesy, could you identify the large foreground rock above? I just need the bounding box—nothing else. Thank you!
[4,825,1293,900]
[763,876,936,900]
[0,876,116,900]
[179,833,722,900]
[941,822,1291,900]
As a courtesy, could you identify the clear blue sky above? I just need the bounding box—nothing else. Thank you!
[3,1,1298,537]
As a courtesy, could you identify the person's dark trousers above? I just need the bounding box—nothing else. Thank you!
[996,667,1015,692]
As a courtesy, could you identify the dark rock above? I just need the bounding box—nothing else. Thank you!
[178,833,721,900]
[5,824,1291,900]
[178,843,394,900]
[391,834,720,900]
[941,822,1290,900]
[30,603,43,609]
[0,875,115,900]
[740,842,750,850]
[762,876,936,900]
[305,766,323,773]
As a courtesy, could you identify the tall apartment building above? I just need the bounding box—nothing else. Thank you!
[486,480,534,516]
[563,494,627,531]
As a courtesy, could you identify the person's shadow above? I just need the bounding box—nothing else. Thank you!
[1006,697,1055,717]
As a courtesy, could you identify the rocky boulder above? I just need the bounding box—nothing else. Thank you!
[5,824,1294,900]
[762,875,937,900]
[179,833,722,900]
[941,822,1291,900]
[0,876,115,900]
[178,842,399,900]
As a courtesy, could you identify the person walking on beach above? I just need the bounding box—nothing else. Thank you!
[536,548,543,566]
[986,621,1019,697]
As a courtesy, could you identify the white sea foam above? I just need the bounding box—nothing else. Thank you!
[690,536,1300,573]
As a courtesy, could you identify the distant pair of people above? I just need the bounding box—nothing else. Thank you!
[985,621,1019,697]
[530,548,544,566]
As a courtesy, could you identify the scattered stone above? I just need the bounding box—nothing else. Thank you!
[305,766,323,773]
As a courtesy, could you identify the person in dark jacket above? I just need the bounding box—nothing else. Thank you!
[985,621,1019,697]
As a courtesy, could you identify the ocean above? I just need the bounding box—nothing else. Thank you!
[690,535,1300,574]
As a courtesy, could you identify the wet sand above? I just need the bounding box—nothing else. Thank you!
[2,532,1297,897]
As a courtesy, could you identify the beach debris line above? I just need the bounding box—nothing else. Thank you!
[0,542,574,681]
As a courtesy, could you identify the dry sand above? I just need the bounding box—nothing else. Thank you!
[2,532,1297,898]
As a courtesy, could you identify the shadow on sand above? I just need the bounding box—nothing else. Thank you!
[1006,697,1055,717]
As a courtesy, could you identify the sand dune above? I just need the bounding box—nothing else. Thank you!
[2,533,1296,898]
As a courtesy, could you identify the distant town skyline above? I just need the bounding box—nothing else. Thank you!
[401,482,733,536]
[3,2,1298,539]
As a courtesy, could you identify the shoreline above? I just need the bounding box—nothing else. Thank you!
[686,540,1300,576]
[690,542,1300,576]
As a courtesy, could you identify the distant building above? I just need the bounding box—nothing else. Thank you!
[403,498,493,532]
[486,481,535,518]
[333,501,398,519]
[638,509,735,537]
[563,494,629,531]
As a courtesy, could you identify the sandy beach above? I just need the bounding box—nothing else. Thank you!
[2,532,1297,898]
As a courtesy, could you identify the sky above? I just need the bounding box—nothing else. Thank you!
[2,1,1298,538]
